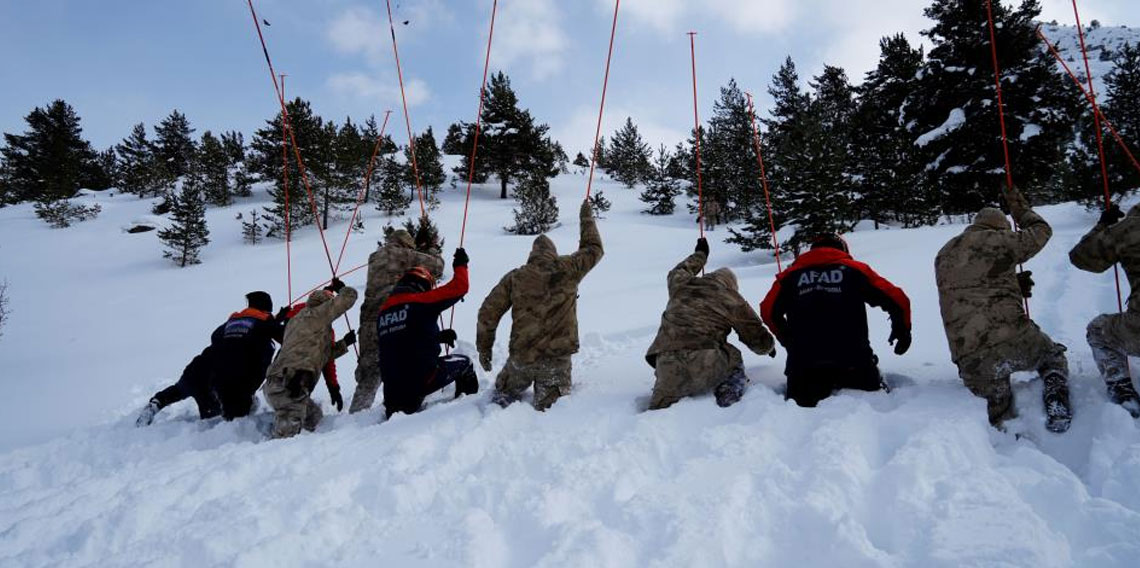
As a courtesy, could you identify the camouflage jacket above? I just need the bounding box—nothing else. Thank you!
[1070,204,1140,313]
[360,230,444,325]
[645,251,774,366]
[268,286,358,377]
[477,201,604,363]
[935,205,1051,363]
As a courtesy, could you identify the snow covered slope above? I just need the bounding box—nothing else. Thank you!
[1039,23,1140,94]
[1,177,1139,566]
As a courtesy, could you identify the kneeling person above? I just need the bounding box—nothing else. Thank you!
[762,234,911,408]
[646,239,776,409]
[378,248,478,418]
[264,279,358,439]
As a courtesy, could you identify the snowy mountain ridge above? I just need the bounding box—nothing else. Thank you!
[1038,22,1140,94]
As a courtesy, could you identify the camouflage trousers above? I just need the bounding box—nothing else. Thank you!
[493,356,572,411]
[1087,312,1140,385]
[648,344,744,410]
[955,324,1069,427]
[263,369,323,439]
[349,317,380,414]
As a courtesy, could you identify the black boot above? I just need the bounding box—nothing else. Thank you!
[454,365,480,399]
[1043,372,1072,434]
[1107,378,1140,418]
[714,368,748,408]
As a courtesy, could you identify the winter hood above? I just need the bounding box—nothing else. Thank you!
[972,207,1011,231]
[386,229,415,249]
[528,234,558,265]
[306,289,334,308]
[707,268,739,292]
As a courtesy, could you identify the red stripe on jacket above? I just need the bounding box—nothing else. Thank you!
[381,265,469,312]
[760,247,911,339]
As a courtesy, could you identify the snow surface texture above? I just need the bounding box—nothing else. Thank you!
[2,174,1140,566]
[1040,23,1140,97]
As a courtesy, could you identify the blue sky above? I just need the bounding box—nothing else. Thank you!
[1,0,1134,155]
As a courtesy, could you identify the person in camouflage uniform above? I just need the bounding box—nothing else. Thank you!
[1069,203,1140,418]
[350,228,444,414]
[645,238,775,410]
[264,279,358,439]
[935,186,1072,433]
[477,200,604,410]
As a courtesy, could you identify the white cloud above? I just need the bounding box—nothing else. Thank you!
[494,0,568,80]
[327,72,431,108]
[327,6,386,63]
[606,0,797,36]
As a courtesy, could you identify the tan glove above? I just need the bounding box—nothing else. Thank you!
[1005,185,1031,223]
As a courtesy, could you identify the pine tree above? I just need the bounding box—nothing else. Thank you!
[441,123,467,155]
[241,209,264,244]
[640,145,682,215]
[508,172,559,234]
[375,155,412,216]
[221,131,253,198]
[153,110,197,181]
[588,191,611,218]
[331,117,366,216]
[606,117,653,188]
[1101,42,1140,194]
[695,79,761,224]
[851,34,935,227]
[159,179,210,266]
[361,116,398,203]
[454,72,563,199]
[116,123,163,197]
[405,126,445,208]
[0,100,102,203]
[573,152,590,169]
[910,0,1077,215]
[249,98,328,234]
[198,131,232,206]
[401,215,445,255]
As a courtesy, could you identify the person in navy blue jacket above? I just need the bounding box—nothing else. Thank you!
[377,248,479,418]
[137,291,285,426]
[761,234,911,407]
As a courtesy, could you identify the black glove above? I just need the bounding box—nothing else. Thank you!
[454,247,469,268]
[324,278,345,293]
[479,351,493,372]
[1017,271,1034,299]
[888,327,912,355]
[328,384,344,412]
[342,330,356,347]
[695,237,709,256]
[275,306,290,321]
[1100,203,1125,226]
[439,329,458,348]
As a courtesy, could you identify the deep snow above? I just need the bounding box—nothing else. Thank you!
[1,173,1139,566]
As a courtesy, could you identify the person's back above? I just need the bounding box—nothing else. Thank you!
[935,206,1049,363]
[762,235,910,407]
[377,250,477,417]
[352,229,445,413]
[933,186,1071,432]
[645,239,774,409]
[210,291,283,418]
[478,200,603,409]
[1070,203,1140,417]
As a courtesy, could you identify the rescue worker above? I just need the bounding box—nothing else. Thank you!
[1069,203,1140,418]
[761,234,911,408]
[645,238,776,409]
[350,228,444,414]
[477,200,604,410]
[281,301,353,413]
[935,186,1072,433]
[263,279,358,438]
[377,249,478,418]
[136,291,284,426]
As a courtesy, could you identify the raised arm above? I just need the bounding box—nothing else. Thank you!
[568,200,604,277]
[1069,208,1122,273]
[1006,187,1053,265]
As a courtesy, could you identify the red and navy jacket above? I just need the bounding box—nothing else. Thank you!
[760,247,910,374]
[377,266,469,390]
[209,308,284,384]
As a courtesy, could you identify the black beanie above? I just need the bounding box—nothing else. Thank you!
[246,291,273,313]
[810,233,849,253]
